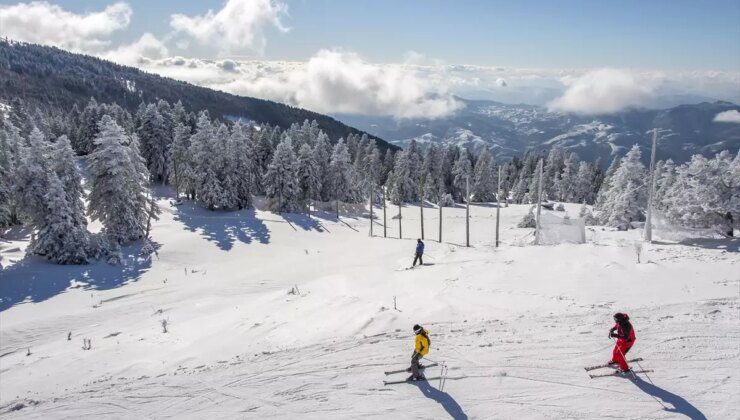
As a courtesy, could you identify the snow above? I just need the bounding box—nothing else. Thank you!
[1,196,738,418]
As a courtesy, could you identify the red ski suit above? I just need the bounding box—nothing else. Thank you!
[610,321,636,371]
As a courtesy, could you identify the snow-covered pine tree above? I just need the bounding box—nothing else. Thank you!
[392,150,416,204]
[543,147,566,199]
[0,121,24,227]
[137,103,170,183]
[264,136,299,212]
[662,151,739,232]
[328,139,354,204]
[653,159,676,210]
[573,161,596,204]
[452,147,473,202]
[598,145,647,227]
[472,148,496,201]
[594,155,621,214]
[51,135,87,228]
[312,131,333,201]
[228,122,255,209]
[555,152,580,202]
[253,127,275,195]
[168,123,193,199]
[88,116,151,244]
[14,128,90,263]
[214,123,239,210]
[74,98,102,154]
[297,143,321,210]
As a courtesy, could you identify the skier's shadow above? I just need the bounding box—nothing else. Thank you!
[630,376,706,420]
[413,380,468,420]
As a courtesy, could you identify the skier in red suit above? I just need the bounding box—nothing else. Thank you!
[608,312,636,373]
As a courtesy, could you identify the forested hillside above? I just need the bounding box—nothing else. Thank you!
[0,40,397,153]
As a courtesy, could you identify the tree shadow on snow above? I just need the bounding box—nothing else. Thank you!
[413,381,468,420]
[630,376,707,420]
[173,202,270,251]
[280,213,326,232]
[0,243,152,312]
[652,237,739,253]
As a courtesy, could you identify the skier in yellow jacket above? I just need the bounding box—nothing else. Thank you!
[407,324,430,381]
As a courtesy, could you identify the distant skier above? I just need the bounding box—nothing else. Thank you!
[407,324,430,381]
[412,239,425,267]
[608,313,636,374]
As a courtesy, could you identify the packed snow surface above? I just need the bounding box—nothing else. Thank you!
[1,197,738,419]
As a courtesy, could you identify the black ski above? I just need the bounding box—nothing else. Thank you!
[384,376,445,385]
[384,363,438,375]
[589,369,652,379]
[584,358,643,371]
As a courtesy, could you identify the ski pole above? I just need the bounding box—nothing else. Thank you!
[614,338,668,410]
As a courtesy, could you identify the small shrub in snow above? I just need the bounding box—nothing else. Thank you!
[634,242,643,264]
[579,204,599,226]
[439,193,455,207]
[82,338,91,350]
[517,207,536,228]
[160,319,168,333]
[555,203,565,211]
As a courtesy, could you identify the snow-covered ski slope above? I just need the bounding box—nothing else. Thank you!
[1,197,738,419]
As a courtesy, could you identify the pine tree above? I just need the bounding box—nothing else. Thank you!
[598,145,646,227]
[392,150,415,204]
[594,155,621,214]
[88,116,151,244]
[14,128,90,263]
[74,98,102,154]
[472,149,496,201]
[543,147,566,199]
[328,139,354,203]
[297,143,321,209]
[0,121,23,227]
[168,123,193,199]
[312,131,333,201]
[228,122,255,209]
[555,152,580,202]
[137,104,170,183]
[51,135,87,228]
[452,147,473,202]
[264,137,299,212]
[573,161,596,204]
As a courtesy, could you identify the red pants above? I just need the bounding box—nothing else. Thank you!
[612,340,635,371]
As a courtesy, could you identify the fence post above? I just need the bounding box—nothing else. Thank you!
[535,159,544,245]
[420,201,425,240]
[369,183,374,237]
[466,176,470,247]
[496,166,501,248]
[438,202,442,243]
[383,187,387,238]
[398,202,402,239]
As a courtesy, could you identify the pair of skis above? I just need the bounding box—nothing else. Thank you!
[383,363,439,385]
[584,358,653,379]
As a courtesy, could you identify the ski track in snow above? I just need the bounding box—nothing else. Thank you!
[0,199,738,419]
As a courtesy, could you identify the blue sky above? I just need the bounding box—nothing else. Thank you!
[5,0,739,70]
[1,0,738,116]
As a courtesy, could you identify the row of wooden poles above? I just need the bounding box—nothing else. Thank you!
[368,168,504,248]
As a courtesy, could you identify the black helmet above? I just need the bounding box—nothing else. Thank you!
[413,324,423,334]
[613,313,629,322]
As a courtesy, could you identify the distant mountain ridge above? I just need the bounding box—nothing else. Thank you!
[0,40,398,152]
[336,99,740,163]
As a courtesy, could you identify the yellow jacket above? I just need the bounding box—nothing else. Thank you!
[414,328,430,356]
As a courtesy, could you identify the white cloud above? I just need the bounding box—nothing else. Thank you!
[170,0,287,55]
[548,69,655,114]
[495,78,508,87]
[101,33,169,66]
[713,110,740,123]
[0,1,131,51]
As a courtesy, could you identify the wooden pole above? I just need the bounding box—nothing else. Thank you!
[439,202,442,243]
[496,166,502,248]
[420,201,425,240]
[398,201,402,239]
[383,187,387,238]
[644,128,658,243]
[466,176,470,247]
[535,159,544,245]
[369,183,374,237]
